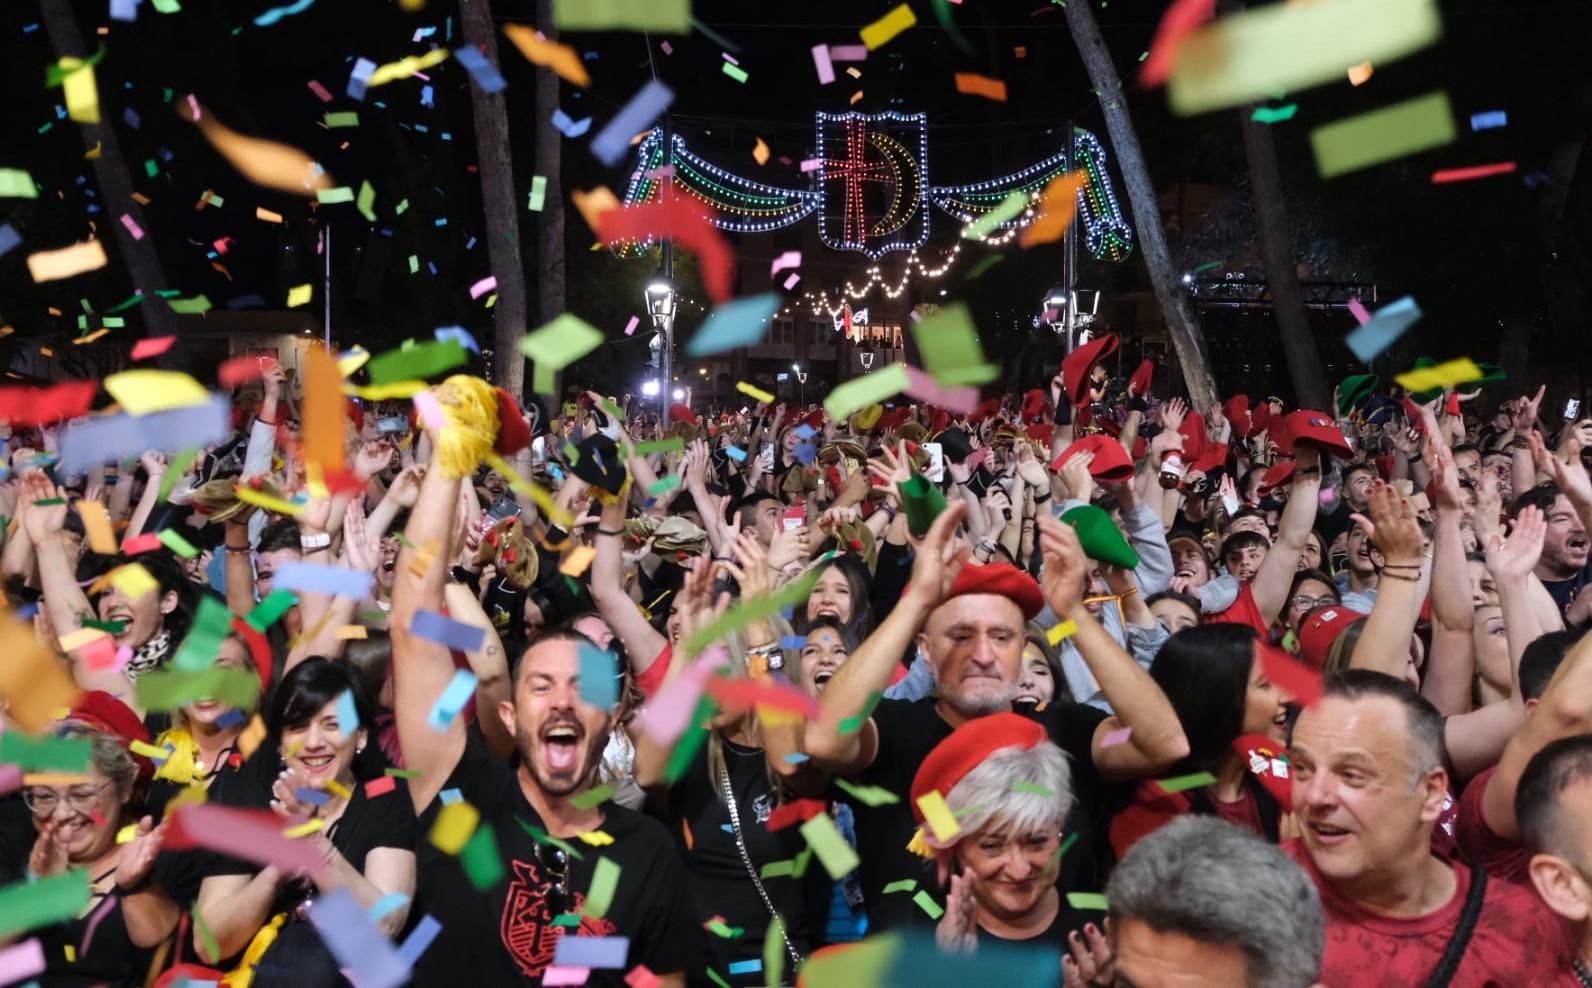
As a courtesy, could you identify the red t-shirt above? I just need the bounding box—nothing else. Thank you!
[1455,764,1532,885]
[1207,583,1270,635]
[635,643,673,699]
[1282,840,1572,986]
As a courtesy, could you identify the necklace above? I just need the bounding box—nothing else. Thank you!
[1574,957,1592,988]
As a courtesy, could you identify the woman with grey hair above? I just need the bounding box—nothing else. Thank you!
[911,713,1110,985]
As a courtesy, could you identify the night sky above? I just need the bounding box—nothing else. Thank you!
[2,0,1590,400]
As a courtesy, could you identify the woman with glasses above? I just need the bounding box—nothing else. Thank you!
[195,658,415,982]
[2,699,179,986]
[918,713,1107,985]
[1281,569,1341,645]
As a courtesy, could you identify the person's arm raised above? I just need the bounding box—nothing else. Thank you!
[1347,483,1428,678]
[590,494,668,678]
[1249,444,1323,626]
[805,501,969,776]
[389,433,469,814]
[1037,515,1189,779]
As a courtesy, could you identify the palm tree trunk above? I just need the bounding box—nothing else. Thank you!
[39,0,177,344]
[1239,113,1329,409]
[458,0,527,400]
[1062,0,1217,411]
[532,0,567,398]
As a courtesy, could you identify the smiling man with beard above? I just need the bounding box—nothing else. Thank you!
[391,430,697,988]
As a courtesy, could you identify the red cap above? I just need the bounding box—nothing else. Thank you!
[1258,461,1294,497]
[930,409,951,434]
[66,691,154,780]
[1061,333,1119,406]
[801,409,826,432]
[1249,402,1272,438]
[492,389,531,456]
[1024,422,1052,445]
[970,398,1001,424]
[879,408,904,432]
[910,712,1047,827]
[932,562,1047,621]
[1021,389,1050,424]
[1295,606,1366,670]
[1192,445,1226,475]
[1178,411,1208,464]
[1223,396,1252,437]
[1052,434,1134,483]
[1277,410,1353,460]
[1128,359,1155,396]
[668,403,696,425]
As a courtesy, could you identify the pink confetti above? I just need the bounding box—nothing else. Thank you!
[413,390,447,432]
[811,44,835,84]
[722,53,740,66]
[624,315,640,337]
[0,764,20,797]
[307,80,333,102]
[186,93,201,121]
[119,214,144,241]
[214,236,234,255]
[79,894,119,955]
[113,645,133,673]
[829,45,868,61]
[644,165,676,180]
[800,159,823,173]
[659,40,673,55]
[1100,726,1133,748]
[544,967,591,986]
[131,336,176,361]
[902,365,979,415]
[0,940,45,986]
[469,275,497,300]
[1347,298,1371,326]
[783,273,801,290]
[770,250,802,277]
[636,647,730,745]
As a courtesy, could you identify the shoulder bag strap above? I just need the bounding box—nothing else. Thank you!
[719,764,804,972]
[1423,865,1488,988]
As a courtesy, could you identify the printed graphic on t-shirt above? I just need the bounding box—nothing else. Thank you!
[501,858,617,978]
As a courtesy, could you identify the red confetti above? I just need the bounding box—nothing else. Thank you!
[0,381,98,428]
[595,198,734,303]
[765,798,827,832]
[1259,645,1322,708]
[703,676,820,718]
[1430,162,1517,184]
[122,533,162,555]
[1141,0,1217,87]
[131,336,177,361]
[364,775,397,797]
[625,965,660,988]
[218,353,277,388]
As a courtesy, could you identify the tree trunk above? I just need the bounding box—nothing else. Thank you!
[1239,110,1329,409]
[458,0,527,400]
[532,0,567,397]
[1062,0,1217,411]
[39,0,178,345]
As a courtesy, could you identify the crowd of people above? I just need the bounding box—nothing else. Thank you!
[4,333,1592,987]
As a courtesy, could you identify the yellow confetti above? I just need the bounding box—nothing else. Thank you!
[256,207,284,223]
[282,817,326,838]
[116,823,139,845]
[323,779,352,801]
[1394,357,1483,394]
[57,628,110,653]
[369,48,451,87]
[575,830,615,846]
[77,501,117,555]
[860,3,917,50]
[60,58,100,124]
[27,240,108,283]
[73,329,110,345]
[430,800,480,854]
[559,545,596,577]
[1046,619,1079,647]
[234,487,304,517]
[286,283,313,308]
[23,773,92,786]
[238,715,267,758]
[345,380,426,400]
[109,563,159,601]
[916,790,961,843]
[571,186,619,236]
[338,346,371,377]
[334,625,368,640]
[64,945,76,963]
[737,381,775,405]
[84,142,102,160]
[103,369,211,415]
[129,739,169,760]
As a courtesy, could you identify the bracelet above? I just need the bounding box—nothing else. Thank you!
[300,532,331,551]
[256,416,277,427]
[224,544,253,555]
[595,527,624,537]
[1381,570,1421,583]
[1033,493,1050,504]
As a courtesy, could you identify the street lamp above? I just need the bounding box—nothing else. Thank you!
[792,362,808,407]
[860,351,875,371]
[1036,286,1069,335]
[645,270,677,409]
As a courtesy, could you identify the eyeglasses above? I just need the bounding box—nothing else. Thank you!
[1290,594,1337,611]
[23,781,112,817]
[534,843,570,917]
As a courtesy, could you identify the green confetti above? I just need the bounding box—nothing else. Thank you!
[516,819,586,861]
[31,498,66,507]
[192,903,219,961]
[156,528,199,559]
[706,969,732,988]
[629,437,685,457]
[800,813,859,880]
[582,855,620,919]
[790,846,814,879]
[681,566,820,657]
[1310,90,1455,178]
[135,666,260,713]
[0,870,91,938]
[1156,771,1218,794]
[385,767,421,779]
[1251,103,1299,124]
[168,296,212,315]
[912,890,944,919]
[1066,892,1109,911]
[324,111,360,128]
[316,186,355,204]
[759,858,796,879]
[0,169,39,199]
[357,180,377,222]
[159,448,200,502]
[527,175,547,212]
[245,589,298,633]
[460,821,505,889]
[764,913,786,988]
[552,912,583,927]
[721,62,748,83]
[646,474,681,496]
[664,717,711,785]
[833,779,900,807]
[570,783,614,810]
[1010,781,1055,797]
[704,918,742,939]
[150,0,182,12]
[838,690,883,736]
[144,159,159,178]
[81,618,127,634]
[0,732,91,772]
[173,597,235,671]
[910,302,998,388]
[960,189,1027,241]
[366,339,467,386]
[881,879,917,894]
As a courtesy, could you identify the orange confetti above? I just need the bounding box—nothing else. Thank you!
[850,90,864,105]
[1019,170,1089,248]
[27,240,108,283]
[571,186,620,236]
[752,137,770,165]
[502,24,592,87]
[1348,61,1374,86]
[256,207,284,224]
[302,345,346,474]
[181,97,332,197]
[954,72,1007,102]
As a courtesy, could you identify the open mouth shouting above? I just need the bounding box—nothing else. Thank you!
[541,719,586,775]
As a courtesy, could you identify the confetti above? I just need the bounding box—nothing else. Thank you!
[1100,726,1134,748]
[552,0,689,32]
[307,889,410,988]
[76,501,118,554]
[953,72,1006,102]
[430,800,480,854]
[912,890,943,919]
[1345,296,1422,362]
[254,0,316,27]
[736,381,775,405]
[528,175,548,212]
[554,935,630,969]
[0,734,90,773]
[582,856,621,919]
[1251,104,1299,125]
[592,80,674,166]
[860,4,916,50]
[961,190,1027,240]
[502,25,591,86]
[426,668,479,730]
[1066,892,1109,911]
[1431,162,1517,184]
[911,303,997,387]
[0,871,91,939]
[518,313,604,395]
[368,48,450,88]
[824,364,910,421]
[811,44,835,84]
[832,779,899,807]
[1046,619,1079,646]
[752,137,770,165]
[552,109,593,139]
[1019,170,1087,248]
[27,240,108,283]
[1140,0,1215,87]
[130,336,175,360]
[453,44,507,93]
[916,790,960,842]
[800,813,860,879]
[1157,772,1218,794]
[183,99,332,196]
[685,293,779,357]
[1470,110,1508,131]
[721,62,748,83]
[1311,91,1455,178]
[1394,357,1483,393]
[594,194,734,303]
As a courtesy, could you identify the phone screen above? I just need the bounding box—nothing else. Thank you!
[782,505,805,531]
[1565,398,1581,421]
[922,442,945,483]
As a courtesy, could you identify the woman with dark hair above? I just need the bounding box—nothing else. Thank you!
[1015,625,1072,709]
[1109,624,1290,856]
[798,554,876,643]
[195,658,415,983]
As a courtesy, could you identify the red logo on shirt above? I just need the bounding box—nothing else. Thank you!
[501,858,617,977]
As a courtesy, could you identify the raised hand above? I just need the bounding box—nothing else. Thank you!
[722,529,772,598]
[1485,504,1545,581]
[342,500,379,573]
[19,470,68,543]
[1531,431,1592,508]
[114,816,168,891]
[902,501,972,611]
[935,871,979,956]
[1351,482,1424,567]
[1058,451,1095,506]
[1037,514,1090,615]
[1062,921,1116,988]
[1514,385,1546,433]
[767,524,811,574]
[354,439,396,479]
[386,464,425,509]
[866,442,915,502]
[1428,440,1465,513]
[1159,397,1188,434]
[27,819,68,878]
[1014,442,1050,489]
[139,450,168,478]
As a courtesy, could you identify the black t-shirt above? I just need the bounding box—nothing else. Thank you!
[1543,562,1592,621]
[968,899,1070,986]
[203,748,416,976]
[658,738,816,985]
[0,795,155,987]
[843,698,1109,931]
[410,735,700,987]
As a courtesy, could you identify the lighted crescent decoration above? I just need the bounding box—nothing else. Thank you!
[618,110,1135,262]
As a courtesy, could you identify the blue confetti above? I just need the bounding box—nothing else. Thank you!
[578,642,619,710]
[122,107,141,128]
[438,788,462,805]
[793,442,817,465]
[725,446,747,462]
[728,960,762,975]
[1470,110,1507,131]
[0,224,20,258]
[295,787,332,806]
[347,57,376,101]
[794,425,816,440]
[254,0,316,27]
[783,753,810,764]
[397,915,442,967]
[453,44,507,93]
[434,326,479,354]
[420,85,434,107]
[215,709,246,729]
[780,636,806,649]
[335,688,360,734]
[551,109,592,138]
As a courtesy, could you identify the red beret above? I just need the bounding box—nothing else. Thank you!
[801,409,826,432]
[878,408,904,432]
[1277,410,1353,460]
[930,409,951,434]
[1178,411,1208,464]
[1192,445,1226,475]
[1223,395,1252,437]
[970,398,1001,424]
[1258,460,1294,497]
[1296,605,1365,670]
[1249,402,1272,438]
[1061,333,1119,406]
[911,712,1047,828]
[1052,434,1134,483]
[668,403,697,425]
[1024,423,1052,445]
[1021,389,1049,424]
[939,561,1046,621]
[1128,359,1155,397]
[493,388,531,456]
[66,691,154,780]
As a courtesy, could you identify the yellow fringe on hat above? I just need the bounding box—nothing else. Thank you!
[434,375,500,479]
[905,826,935,859]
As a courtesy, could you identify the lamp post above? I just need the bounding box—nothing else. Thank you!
[644,268,676,410]
[792,362,808,407]
[1037,286,1069,337]
[860,350,875,371]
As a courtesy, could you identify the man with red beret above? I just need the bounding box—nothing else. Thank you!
[805,501,1189,929]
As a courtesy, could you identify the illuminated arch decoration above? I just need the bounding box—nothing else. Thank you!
[618,113,1134,262]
